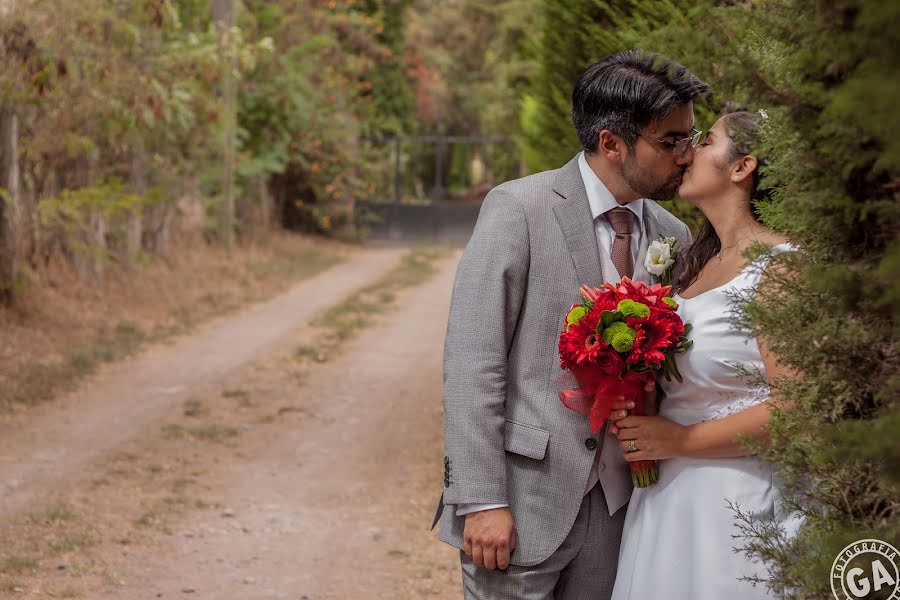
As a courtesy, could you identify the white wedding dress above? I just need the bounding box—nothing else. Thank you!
[610,243,800,600]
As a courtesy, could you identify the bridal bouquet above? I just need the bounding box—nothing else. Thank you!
[558,277,692,487]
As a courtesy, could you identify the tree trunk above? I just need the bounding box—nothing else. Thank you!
[258,177,271,230]
[127,142,146,266]
[0,105,20,305]
[213,0,236,254]
[211,0,232,23]
[89,210,106,280]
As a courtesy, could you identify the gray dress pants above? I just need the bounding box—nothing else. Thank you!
[460,484,626,600]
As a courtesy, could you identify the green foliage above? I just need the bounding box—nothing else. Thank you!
[399,0,535,197]
[521,0,704,228]
[619,1,899,596]
[236,1,410,228]
[1,0,408,254]
[356,0,415,139]
[37,180,173,266]
[521,1,627,173]
[448,143,472,191]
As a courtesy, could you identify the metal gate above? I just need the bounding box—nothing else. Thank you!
[356,201,482,245]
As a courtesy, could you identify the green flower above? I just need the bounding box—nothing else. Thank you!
[617,299,650,319]
[566,305,588,328]
[662,297,678,309]
[602,321,637,352]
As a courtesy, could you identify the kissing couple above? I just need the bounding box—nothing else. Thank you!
[434,48,798,600]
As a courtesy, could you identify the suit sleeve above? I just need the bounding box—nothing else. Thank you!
[441,188,529,505]
[682,222,693,246]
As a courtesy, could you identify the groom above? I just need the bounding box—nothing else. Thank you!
[435,49,707,598]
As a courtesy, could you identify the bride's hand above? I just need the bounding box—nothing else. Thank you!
[607,381,659,424]
[610,415,687,461]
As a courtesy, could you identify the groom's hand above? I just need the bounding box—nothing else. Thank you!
[463,507,516,571]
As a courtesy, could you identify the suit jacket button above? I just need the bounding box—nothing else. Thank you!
[585,438,598,451]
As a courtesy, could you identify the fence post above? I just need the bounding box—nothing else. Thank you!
[430,140,447,200]
[393,137,401,204]
[0,105,20,304]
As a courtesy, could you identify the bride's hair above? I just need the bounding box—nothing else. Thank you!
[670,110,770,293]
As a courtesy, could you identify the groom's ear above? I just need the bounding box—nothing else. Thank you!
[597,130,625,165]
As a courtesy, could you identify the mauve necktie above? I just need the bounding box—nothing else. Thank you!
[605,207,635,278]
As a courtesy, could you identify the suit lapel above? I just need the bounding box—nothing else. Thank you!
[552,157,604,288]
[636,203,662,284]
[643,202,662,245]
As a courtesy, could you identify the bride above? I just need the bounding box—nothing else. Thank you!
[608,110,799,599]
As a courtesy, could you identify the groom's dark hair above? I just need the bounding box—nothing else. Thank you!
[572,49,709,152]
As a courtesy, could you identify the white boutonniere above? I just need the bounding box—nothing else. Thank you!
[645,237,678,284]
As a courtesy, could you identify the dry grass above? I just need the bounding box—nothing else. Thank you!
[295,246,450,365]
[0,231,348,413]
[0,556,38,575]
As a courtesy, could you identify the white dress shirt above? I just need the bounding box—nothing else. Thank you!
[456,152,645,517]
[578,151,644,260]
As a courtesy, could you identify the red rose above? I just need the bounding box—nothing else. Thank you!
[590,289,619,313]
[595,347,625,376]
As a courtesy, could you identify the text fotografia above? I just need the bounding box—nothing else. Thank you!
[830,538,900,600]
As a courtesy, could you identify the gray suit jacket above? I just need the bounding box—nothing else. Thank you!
[437,155,691,567]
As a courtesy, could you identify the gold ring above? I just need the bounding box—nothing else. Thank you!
[627,440,637,452]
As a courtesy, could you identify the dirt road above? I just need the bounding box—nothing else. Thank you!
[0,247,462,599]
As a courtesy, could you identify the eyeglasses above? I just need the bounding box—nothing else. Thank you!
[637,128,703,156]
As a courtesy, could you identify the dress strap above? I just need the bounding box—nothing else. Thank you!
[733,242,798,291]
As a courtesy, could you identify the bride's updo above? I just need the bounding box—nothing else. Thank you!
[670,109,769,293]
[723,110,769,203]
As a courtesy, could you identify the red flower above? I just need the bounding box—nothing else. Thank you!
[594,346,625,376]
[628,308,684,368]
[559,276,690,488]
[610,277,674,308]
[600,294,620,312]
[559,308,607,369]
[583,288,618,313]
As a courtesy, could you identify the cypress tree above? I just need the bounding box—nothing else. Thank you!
[618,1,899,596]
[358,0,415,139]
[521,1,698,172]
[521,1,625,173]
[522,1,704,225]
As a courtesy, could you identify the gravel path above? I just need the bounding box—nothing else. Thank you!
[0,249,406,521]
[94,250,463,599]
[0,247,462,599]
